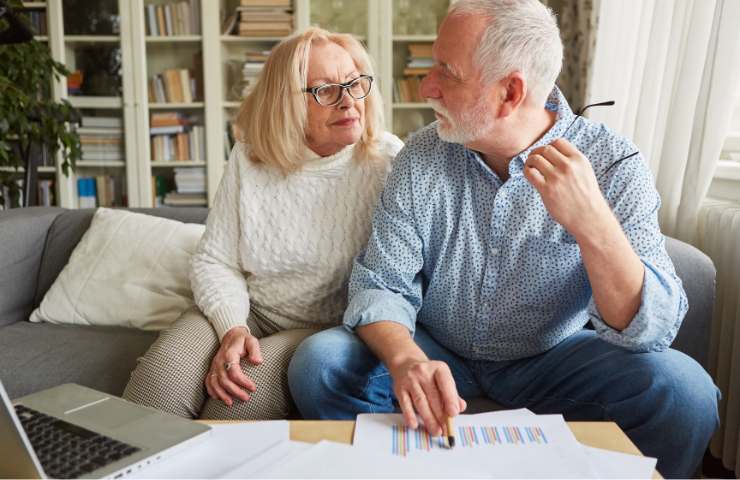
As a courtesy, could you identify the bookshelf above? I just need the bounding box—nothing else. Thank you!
[24,0,446,209]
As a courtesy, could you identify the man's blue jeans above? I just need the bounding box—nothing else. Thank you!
[288,325,719,478]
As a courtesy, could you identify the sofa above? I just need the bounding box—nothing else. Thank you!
[0,207,717,415]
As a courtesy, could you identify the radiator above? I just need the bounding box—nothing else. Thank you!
[698,199,740,471]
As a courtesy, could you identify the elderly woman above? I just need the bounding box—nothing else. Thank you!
[122,27,402,420]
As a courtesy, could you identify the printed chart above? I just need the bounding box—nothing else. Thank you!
[390,423,549,456]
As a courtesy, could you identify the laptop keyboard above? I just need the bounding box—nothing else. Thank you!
[14,404,141,479]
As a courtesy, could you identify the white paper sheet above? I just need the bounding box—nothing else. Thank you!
[221,440,314,478]
[254,440,489,479]
[129,421,289,479]
[584,446,658,479]
[353,412,599,478]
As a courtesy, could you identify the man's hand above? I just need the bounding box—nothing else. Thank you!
[205,326,262,406]
[524,138,612,239]
[389,359,467,436]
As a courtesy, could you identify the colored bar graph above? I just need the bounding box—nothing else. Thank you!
[391,424,550,456]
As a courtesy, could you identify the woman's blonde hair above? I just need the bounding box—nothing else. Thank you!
[235,27,385,175]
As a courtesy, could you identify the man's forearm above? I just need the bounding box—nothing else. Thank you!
[356,321,427,373]
[575,210,644,331]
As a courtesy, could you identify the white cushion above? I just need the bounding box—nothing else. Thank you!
[30,208,205,330]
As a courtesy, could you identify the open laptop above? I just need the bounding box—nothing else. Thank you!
[0,380,210,479]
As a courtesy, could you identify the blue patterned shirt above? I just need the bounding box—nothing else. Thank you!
[344,87,688,361]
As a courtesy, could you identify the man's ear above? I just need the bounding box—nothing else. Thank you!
[497,72,527,118]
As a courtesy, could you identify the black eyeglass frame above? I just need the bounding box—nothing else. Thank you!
[562,100,639,178]
[302,74,374,107]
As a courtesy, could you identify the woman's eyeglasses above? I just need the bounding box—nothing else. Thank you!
[303,75,373,107]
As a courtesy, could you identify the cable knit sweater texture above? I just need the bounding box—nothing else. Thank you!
[190,132,404,341]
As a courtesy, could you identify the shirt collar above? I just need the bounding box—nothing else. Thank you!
[465,85,576,178]
[512,86,575,171]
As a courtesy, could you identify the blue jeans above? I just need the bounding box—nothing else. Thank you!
[288,325,719,478]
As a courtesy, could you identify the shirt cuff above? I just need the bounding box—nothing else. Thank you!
[208,304,250,342]
[590,260,685,352]
[343,289,417,334]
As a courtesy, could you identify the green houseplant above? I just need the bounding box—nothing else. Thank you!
[0,0,81,208]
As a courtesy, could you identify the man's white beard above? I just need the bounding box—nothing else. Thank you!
[427,99,494,144]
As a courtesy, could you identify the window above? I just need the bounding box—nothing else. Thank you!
[710,80,740,201]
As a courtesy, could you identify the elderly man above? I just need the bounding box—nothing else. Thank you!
[288,0,719,477]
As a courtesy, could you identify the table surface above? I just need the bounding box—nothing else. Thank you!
[204,420,662,479]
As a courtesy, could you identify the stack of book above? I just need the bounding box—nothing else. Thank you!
[236,0,293,37]
[164,167,207,206]
[394,43,434,103]
[150,113,205,162]
[145,0,201,36]
[77,176,117,208]
[148,68,198,103]
[241,50,270,95]
[78,117,124,163]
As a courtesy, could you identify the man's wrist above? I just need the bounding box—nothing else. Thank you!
[571,202,621,248]
[386,352,427,376]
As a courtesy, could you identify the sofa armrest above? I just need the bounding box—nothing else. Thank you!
[0,207,64,328]
[665,236,716,369]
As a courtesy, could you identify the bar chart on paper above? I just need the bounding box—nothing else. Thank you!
[390,423,549,456]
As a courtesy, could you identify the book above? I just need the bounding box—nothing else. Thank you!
[189,0,201,34]
[77,177,97,208]
[408,43,433,58]
[179,69,193,103]
[239,0,291,6]
[147,4,158,35]
[157,5,167,36]
[150,125,188,135]
[81,116,123,128]
[164,4,174,35]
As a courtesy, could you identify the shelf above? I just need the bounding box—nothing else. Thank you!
[65,35,120,43]
[221,35,284,43]
[149,102,204,109]
[76,161,126,168]
[21,2,46,8]
[394,102,433,109]
[223,101,242,108]
[0,166,56,172]
[146,35,202,43]
[151,161,206,167]
[393,35,437,42]
[68,96,123,109]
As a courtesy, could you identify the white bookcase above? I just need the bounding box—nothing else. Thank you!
[22,0,449,209]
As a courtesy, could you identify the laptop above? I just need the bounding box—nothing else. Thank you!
[0,380,210,479]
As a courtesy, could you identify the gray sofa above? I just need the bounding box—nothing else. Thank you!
[0,207,717,411]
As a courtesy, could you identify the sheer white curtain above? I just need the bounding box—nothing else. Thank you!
[585,0,740,244]
[585,0,740,471]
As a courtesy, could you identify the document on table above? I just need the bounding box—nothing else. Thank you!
[583,445,657,479]
[129,421,289,479]
[253,440,489,479]
[352,410,658,479]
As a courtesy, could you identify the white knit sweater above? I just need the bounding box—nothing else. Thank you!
[190,132,404,341]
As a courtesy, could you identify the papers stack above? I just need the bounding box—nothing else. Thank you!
[132,410,658,479]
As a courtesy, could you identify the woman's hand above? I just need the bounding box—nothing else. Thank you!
[205,326,263,406]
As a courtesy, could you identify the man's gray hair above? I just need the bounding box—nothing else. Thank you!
[448,0,563,104]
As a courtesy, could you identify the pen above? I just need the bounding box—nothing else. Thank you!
[445,416,455,448]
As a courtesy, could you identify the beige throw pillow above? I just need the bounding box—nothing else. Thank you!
[30,208,205,330]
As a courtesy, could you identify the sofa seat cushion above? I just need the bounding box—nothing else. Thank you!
[0,321,157,399]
